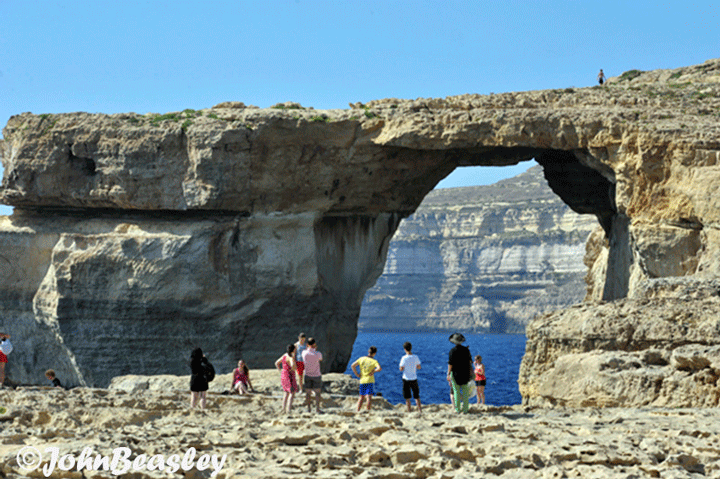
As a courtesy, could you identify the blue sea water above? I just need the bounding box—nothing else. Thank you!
[344,332,526,406]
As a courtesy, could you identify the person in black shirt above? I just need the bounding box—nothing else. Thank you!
[45,369,63,388]
[189,348,211,409]
[446,333,472,413]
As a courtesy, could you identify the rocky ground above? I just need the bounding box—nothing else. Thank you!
[1,370,719,478]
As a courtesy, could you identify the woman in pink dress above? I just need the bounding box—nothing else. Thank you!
[275,344,299,414]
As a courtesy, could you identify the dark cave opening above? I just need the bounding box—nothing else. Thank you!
[534,149,616,237]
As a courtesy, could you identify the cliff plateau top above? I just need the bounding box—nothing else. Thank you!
[2,58,720,224]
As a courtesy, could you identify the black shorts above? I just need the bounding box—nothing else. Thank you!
[402,379,420,399]
[475,379,486,386]
[304,376,323,390]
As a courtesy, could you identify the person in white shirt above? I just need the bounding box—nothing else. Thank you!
[398,341,422,414]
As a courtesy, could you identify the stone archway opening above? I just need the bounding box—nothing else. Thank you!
[358,146,620,334]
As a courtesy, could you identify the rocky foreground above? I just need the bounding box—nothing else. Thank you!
[1,371,719,478]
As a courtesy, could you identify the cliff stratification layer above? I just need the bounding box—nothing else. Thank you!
[2,59,720,402]
[359,166,596,333]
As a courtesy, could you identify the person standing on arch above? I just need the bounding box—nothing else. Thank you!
[598,69,606,85]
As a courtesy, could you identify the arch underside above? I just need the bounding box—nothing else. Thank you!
[430,146,616,236]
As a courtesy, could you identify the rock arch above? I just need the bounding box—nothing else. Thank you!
[2,64,719,389]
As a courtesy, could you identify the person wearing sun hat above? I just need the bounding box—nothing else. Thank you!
[447,332,473,413]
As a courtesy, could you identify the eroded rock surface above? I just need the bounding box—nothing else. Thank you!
[520,278,720,407]
[2,59,720,400]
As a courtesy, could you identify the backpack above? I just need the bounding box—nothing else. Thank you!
[0,338,12,355]
[203,360,215,382]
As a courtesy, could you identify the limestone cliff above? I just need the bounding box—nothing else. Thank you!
[2,59,720,400]
[359,165,596,333]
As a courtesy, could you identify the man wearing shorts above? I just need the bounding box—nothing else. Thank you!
[351,346,382,412]
[301,338,323,413]
[399,341,422,414]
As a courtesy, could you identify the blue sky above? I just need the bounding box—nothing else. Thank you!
[1,1,719,215]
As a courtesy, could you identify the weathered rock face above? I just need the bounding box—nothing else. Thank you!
[520,278,720,407]
[0,211,397,386]
[2,60,720,399]
[359,166,597,332]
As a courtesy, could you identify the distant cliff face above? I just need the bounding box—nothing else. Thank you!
[359,166,597,333]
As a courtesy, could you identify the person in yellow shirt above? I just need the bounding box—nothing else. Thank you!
[351,346,382,412]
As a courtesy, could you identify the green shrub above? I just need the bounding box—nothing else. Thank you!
[619,69,643,82]
[150,113,181,125]
[271,103,304,110]
[40,119,58,136]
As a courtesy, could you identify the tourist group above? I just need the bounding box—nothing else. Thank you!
[189,332,486,414]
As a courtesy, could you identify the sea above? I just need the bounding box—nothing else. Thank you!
[344,332,526,406]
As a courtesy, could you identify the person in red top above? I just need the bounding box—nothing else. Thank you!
[294,333,307,392]
[275,344,299,414]
[0,333,11,387]
[231,359,254,394]
[474,355,486,405]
